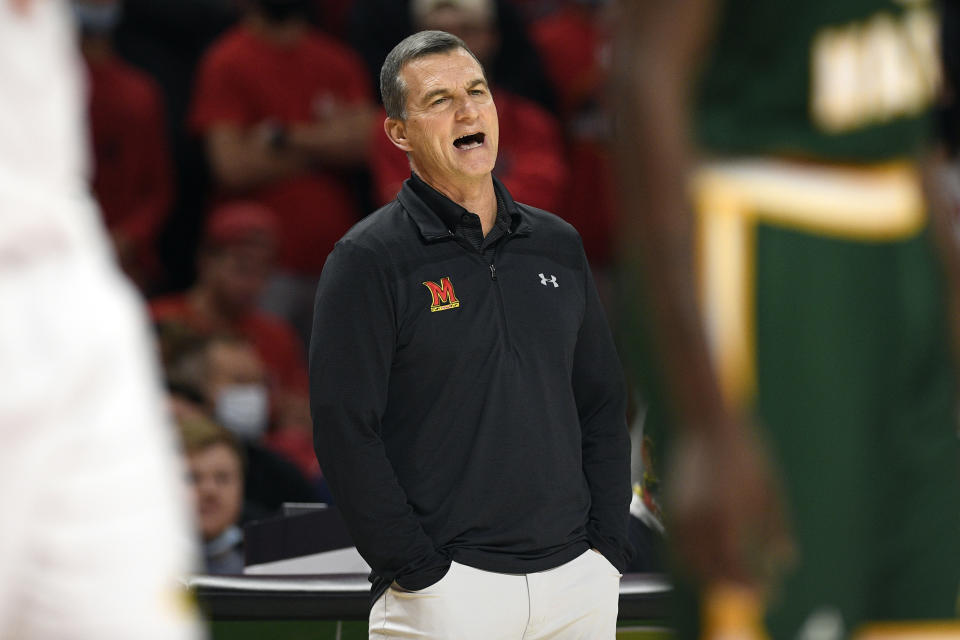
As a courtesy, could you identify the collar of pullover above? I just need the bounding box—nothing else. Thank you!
[399,173,532,243]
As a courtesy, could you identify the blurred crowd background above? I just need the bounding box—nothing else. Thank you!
[72,0,960,575]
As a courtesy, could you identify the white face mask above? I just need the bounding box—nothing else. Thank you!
[214,384,269,440]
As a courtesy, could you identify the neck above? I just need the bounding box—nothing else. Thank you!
[246,13,307,46]
[415,168,498,235]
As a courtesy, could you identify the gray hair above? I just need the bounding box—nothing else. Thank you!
[380,30,487,120]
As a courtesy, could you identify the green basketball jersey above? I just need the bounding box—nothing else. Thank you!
[694,0,939,161]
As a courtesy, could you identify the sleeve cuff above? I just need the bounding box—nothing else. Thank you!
[587,518,634,573]
[393,560,451,592]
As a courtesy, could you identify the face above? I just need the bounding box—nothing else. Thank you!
[202,242,273,315]
[203,341,266,406]
[187,443,244,541]
[385,49,499,190]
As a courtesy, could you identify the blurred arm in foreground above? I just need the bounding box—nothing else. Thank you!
[0,1,201,637]
[610,0,792,597]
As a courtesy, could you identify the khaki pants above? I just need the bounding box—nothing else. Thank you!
[369,549,621,640]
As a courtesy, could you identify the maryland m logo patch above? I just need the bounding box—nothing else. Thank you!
[423,277,460,312]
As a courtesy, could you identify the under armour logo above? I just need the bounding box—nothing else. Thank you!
[538,273,558,288]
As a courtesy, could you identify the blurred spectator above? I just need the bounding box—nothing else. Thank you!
[503,0,562,21]
[310,0,354,40]
[370,0,567,210]
[150,202,311,436]
[179,415,246,574]
[162,330,322,514]
[112,0,239,292]
[347,0,555,112]
[190,0,376,343]
[529,0,605,117]
[203,333,271,441]
[75,0,174,291]
[530,0,616,270]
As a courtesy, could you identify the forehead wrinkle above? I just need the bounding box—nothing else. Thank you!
[405,51,486,100]
[405,65,446,106]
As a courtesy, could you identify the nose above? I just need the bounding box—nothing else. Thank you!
[454,92,479,121]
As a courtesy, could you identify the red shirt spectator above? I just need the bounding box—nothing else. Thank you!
[150,202,309,399]
[530,2,616,267]
[529,2,602,119]
[370,89,566,210]
[191,22,373,275]
[83,35,173,289]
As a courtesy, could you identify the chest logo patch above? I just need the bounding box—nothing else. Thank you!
[539,273,559,288]
[423,277,460,312]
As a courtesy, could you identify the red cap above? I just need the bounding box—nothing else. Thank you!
[203,202,278,247]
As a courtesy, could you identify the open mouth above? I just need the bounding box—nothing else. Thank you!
[453,132,485,150]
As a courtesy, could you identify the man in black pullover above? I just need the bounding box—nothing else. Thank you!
[310,29,631,639]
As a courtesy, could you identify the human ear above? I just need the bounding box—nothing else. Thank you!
[384,117,413,153]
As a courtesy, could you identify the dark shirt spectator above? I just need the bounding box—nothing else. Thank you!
[179,415,247,574]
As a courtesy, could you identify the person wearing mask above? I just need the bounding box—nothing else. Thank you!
[204,334,272,441]
[74,0,174,291]
[179,415,247,575]
[151,202,312,446]
[190,0,377,344]
[164,331,320,514]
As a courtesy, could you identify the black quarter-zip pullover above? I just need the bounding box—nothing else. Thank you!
[309,176,632,603]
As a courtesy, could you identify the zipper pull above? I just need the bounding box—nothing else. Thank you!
[489,263,497,280]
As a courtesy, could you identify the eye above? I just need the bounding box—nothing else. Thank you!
[432,97,448,105]
[470,89,486,96]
